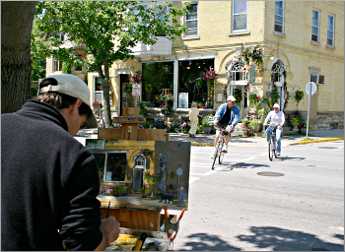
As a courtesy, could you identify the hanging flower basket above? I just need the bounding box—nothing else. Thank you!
[202,67,217,108]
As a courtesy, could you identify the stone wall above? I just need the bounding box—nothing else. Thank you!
[314,112,344,129]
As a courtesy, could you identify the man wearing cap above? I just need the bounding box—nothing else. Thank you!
[263,103,285,156]
[213,95,241,153]
[1,73,120,250]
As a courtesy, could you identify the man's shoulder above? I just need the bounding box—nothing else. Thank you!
[233,106,240,112]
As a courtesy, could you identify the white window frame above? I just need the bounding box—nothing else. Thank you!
[327,14,335,48]
[311,10,320,42]
[274,0,284,33]
[232,0,248,33]
[183,2,198,38]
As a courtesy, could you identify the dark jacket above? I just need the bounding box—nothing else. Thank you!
[1,100,102,251]
[214,103,241,127]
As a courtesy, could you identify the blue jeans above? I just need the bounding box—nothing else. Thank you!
[265,126,283,153]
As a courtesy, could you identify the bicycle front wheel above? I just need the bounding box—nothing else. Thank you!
[268,139,273,161]
[212,141,221,170]
[218,140,225,164]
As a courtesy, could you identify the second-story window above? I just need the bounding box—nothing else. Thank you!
[185,2,198,36]
[274,0,284,33]
[232,0,247,32]
[327,15,335,47]
[311,10,320,42]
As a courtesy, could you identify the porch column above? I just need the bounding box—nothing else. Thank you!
[173,60,178,110]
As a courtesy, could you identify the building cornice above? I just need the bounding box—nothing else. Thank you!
[173,41,265,53]
[265,40,344,62]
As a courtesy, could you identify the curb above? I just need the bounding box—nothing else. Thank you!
[290,137,344,145]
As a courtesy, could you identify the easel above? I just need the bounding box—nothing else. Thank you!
[96,122,185,250]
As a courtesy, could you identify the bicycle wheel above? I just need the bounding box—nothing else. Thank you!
[268,138,273,161]
[218,140,225,164]
[211,142,221,170]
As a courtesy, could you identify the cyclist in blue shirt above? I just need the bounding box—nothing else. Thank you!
[213,95,241,153]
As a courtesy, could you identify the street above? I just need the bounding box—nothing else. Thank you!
[174,138,344,251]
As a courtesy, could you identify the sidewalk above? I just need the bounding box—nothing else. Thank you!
[169,129,343,146]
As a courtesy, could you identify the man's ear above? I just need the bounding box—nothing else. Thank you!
[66,99,82,115]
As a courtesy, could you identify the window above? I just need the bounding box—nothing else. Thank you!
[185,3,198,36]
[310,72,318,83]
[274,0,284,33]
[104,153,127,182]
[309,67,320,84]
[178,59,214,108]
[311,10,320,42]
[142,62,174,107]
[52,59,62,72]
[327,15,335,47]
[232,0,247,32]
[229,61,247,83]
[91,152,127,182]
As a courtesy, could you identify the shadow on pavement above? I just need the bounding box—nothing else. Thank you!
[226,162,270,169]
[279,156,305,161]
[179,232,241,251]
[236,226,344,251]
[231,138,255,143]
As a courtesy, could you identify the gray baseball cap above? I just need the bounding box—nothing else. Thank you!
[39,73,98,128]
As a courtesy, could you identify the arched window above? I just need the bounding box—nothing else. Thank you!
[229,61,248,85]
[271,60,285,85]
[132,154,147,192]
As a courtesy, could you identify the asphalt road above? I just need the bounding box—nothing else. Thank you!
[173,138,344,251]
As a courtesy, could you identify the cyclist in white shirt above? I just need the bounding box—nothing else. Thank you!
[263,103,285,156]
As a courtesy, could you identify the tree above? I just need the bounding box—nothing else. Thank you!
[1,1,37,113]
[35,0,186,127]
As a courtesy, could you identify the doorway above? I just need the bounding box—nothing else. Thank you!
[120,74,130,116]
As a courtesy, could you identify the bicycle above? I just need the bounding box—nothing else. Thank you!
[266,125,278,161]
[211,128,229,170]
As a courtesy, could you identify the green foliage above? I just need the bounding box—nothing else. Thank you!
[291,114,304,130]
[34,0,186,125]
[240,45,263,68]
[201,114,214,127]
[294,89,304,107]
[31,20,49,81]
[114,183,128,196]
[35,1,186,71]
[248,118,263,133]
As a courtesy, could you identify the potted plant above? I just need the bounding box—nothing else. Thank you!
[294,89,304,110]
[200,114,214,134]
[291,114,304,134]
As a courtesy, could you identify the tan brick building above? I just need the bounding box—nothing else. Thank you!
[47,0,344,129]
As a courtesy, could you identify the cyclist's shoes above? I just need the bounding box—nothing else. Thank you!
[222,146,228,153]
[276,152,281,157]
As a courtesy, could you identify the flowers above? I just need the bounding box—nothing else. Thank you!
[202,67,217,81]
[130,72,142,83]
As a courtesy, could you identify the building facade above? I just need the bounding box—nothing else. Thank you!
[47,0,344,129]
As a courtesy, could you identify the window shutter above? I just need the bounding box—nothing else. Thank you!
[318,75,325,84]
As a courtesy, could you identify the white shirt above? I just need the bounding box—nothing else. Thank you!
[264,110,285,127]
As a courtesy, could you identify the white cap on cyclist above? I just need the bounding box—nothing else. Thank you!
[273,103,280,109]
[226,95,236,102]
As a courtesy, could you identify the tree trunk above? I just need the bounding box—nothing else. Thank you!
[1,1,37,113]
[98,65,112,128]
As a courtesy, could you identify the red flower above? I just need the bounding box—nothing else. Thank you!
[202,67,217,81]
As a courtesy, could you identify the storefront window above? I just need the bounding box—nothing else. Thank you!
[178,59,214,108]
[142,62,174,107]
